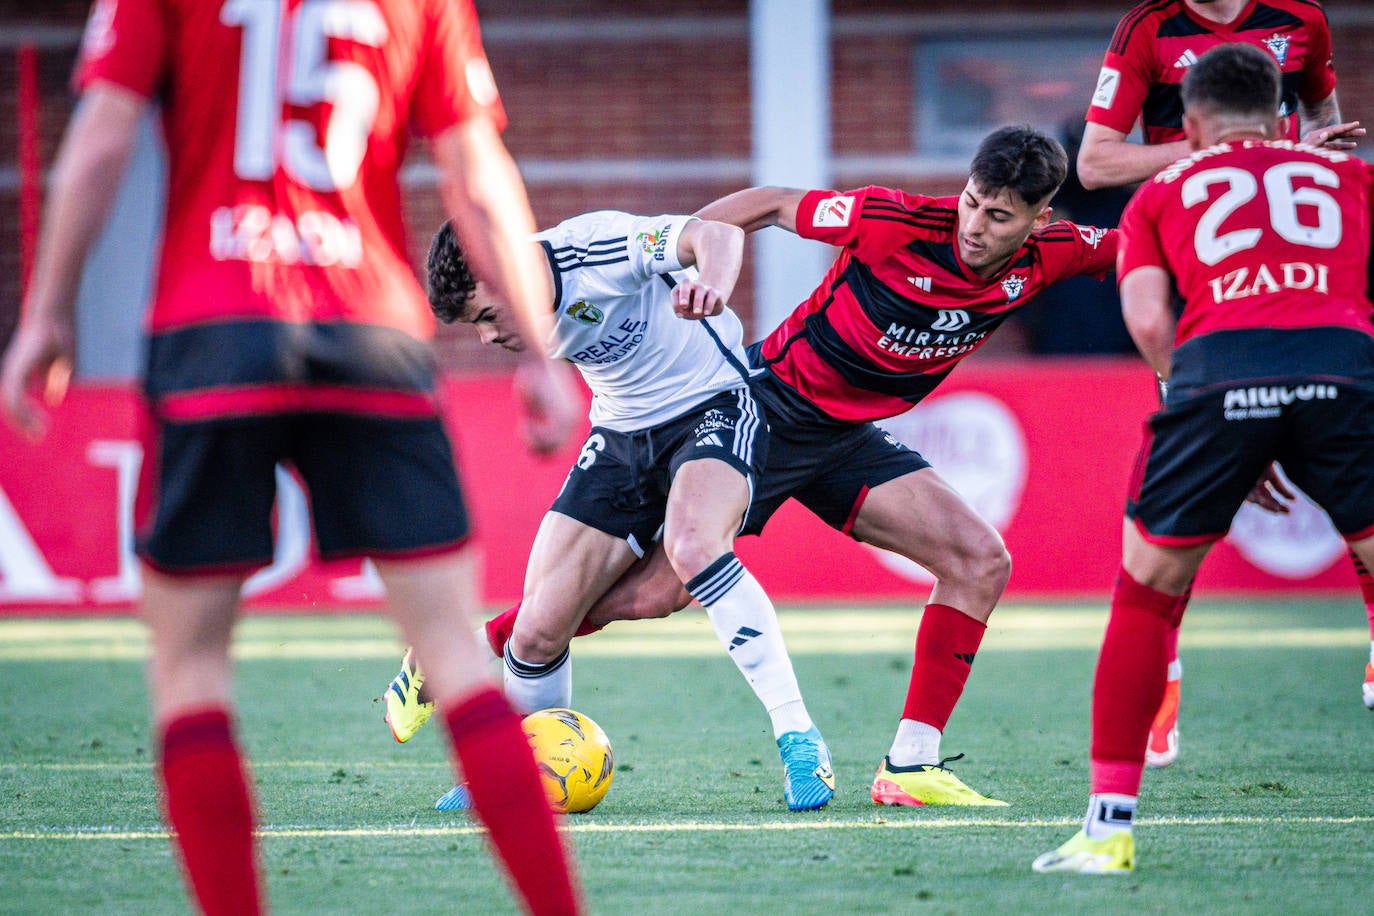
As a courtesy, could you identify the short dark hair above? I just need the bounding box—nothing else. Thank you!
[1181,43,1281,120]
[969,125,1067,207]
[425,220,477,324]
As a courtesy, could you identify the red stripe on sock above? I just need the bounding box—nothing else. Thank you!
[901,603,987,731]
[1089,569,1175,796]
[443,689,582,915]
[158,707,262,916]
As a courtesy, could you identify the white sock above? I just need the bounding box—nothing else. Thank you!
[1083,793,1136,839]
[1368,641,1374,666]
[1167,658,1183,681]
[687,553,813,739]
[503,644,572,713]
[887,718,941,767]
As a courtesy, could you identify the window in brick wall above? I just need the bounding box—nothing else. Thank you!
[914,34,1125,158]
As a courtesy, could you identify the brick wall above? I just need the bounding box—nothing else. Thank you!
[3,1,1373,370]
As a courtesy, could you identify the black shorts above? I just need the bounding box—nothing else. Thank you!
[1129,372,1374,545]
[136,413,470,573]
[743,372,930,536]
[549,387,766,555]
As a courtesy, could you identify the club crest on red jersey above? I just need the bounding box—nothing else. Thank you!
[1001,275,1026,302]
[1263,33,1290,66]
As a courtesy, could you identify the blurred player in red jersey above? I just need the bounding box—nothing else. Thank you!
[1082,0,1372,765]
[488,125,1119,807]
[0,1,583,913]
[1035,43,1374,874]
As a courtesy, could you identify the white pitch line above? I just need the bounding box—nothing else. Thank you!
[5,814,1372,842]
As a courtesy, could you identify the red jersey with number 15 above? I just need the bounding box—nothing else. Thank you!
[1118,139,1374,347]
[755,186,1117,423]
[1088,0,1336,145]
[75,0,504,339]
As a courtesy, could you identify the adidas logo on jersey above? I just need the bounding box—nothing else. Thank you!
[1173,49,1199,69]
[696,433,724,448]
[908,276,932,292]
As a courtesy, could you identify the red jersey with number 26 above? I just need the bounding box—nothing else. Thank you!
[75,0,503,339]
[755,186,1117,423]
[1118,140,1374,347]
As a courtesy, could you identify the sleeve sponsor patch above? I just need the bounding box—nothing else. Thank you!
[812,195,855,228]
[1090,66,1120,110]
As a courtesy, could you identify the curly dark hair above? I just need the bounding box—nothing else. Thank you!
[425,220,478,324]
[969,125,1068,208]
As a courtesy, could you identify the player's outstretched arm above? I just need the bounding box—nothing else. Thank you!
[1077,122,1191,190]
[0,82,145,440]
[1299,91,1364,151]
[431,116,579,454]
[694,187,807,235]
[671,219,744,320]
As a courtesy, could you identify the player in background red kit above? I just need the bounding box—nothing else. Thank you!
[1080,0,1372,763]
[488,126,1120,807]
[1035,43,1374,874]
[0,1,582,913]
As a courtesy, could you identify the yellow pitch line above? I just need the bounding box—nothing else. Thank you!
[4,814,1371,842]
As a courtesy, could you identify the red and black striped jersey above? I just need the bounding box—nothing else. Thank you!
[755,186,1117,423]
[1087,0,1336,145]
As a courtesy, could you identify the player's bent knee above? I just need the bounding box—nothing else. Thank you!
[508,620,573,665]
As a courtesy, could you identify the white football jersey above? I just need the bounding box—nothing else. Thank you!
[536,210,754,431]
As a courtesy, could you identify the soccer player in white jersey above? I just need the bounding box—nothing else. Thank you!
[386,211,836,812]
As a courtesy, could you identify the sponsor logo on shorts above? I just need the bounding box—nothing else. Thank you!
[1091,66,1120,108]
[1223,384,1337,420]
[692,409,735,442]
[813,195,855,228]
[567,300,603,325]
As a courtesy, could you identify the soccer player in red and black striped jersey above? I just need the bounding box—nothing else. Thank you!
[484,126,1117,807]
[1037,43,1374,874]
[1079,0,1361,191]
[0,1,582,912]
[689,126,1113,806]
[1081,0,1374,762]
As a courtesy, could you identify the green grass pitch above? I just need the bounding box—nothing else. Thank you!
[2,600,1371,914]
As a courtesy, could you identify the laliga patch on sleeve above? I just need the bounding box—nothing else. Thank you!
[1091,66,1120,109]
[812,195,855,228]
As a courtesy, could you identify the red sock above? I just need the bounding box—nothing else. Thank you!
[443,689,582,915]
[1089,569,1179,796]
[158,707,262,916]
[1165,625,1181,673]
[485,603,603,659]
[901,603,987,730]
[1165,579,1192,671]
[1351,550,1374,640]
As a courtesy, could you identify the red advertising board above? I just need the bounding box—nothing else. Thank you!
[0,362,1355,613]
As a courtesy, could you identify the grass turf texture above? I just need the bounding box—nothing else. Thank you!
[2,600,1371,914]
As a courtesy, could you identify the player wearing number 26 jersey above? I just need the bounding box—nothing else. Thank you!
[1118,133,1374,542]
[1036,44,1374,876]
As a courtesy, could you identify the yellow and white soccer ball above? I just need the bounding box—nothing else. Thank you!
[523,708,614,813]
